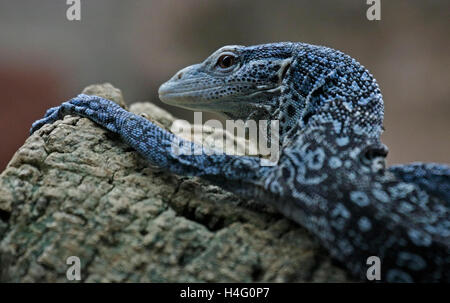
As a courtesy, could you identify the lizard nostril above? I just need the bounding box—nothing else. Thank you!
[177,72,183,80]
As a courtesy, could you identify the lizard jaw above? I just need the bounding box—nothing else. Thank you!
[158,80,224,108]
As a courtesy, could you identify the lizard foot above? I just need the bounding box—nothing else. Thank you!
[30,94,123,135]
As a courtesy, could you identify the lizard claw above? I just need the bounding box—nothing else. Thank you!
[30,106,62,134]
[30,94,124,135]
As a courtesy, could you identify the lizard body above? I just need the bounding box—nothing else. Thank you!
[30,42,450,282]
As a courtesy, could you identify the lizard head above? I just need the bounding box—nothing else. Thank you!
[158,43,295,120]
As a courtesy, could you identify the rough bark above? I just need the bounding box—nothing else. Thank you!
[0,83,350,282]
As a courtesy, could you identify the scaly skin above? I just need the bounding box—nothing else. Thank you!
[30,42,449,282]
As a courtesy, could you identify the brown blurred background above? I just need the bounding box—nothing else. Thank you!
[0,0,449,171]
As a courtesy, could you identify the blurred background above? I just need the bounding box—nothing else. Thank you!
[0,0,448,170]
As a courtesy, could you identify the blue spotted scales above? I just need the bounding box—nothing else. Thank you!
[30,42,449,282]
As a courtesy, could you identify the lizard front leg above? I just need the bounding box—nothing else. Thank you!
[30,94,272,190]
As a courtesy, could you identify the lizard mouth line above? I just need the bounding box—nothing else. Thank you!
[159,84,281,104]
[158,85,224,99]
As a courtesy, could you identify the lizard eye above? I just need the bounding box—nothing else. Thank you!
[217,54,236,69]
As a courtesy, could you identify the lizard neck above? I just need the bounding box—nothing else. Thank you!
[276,43,385,140]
